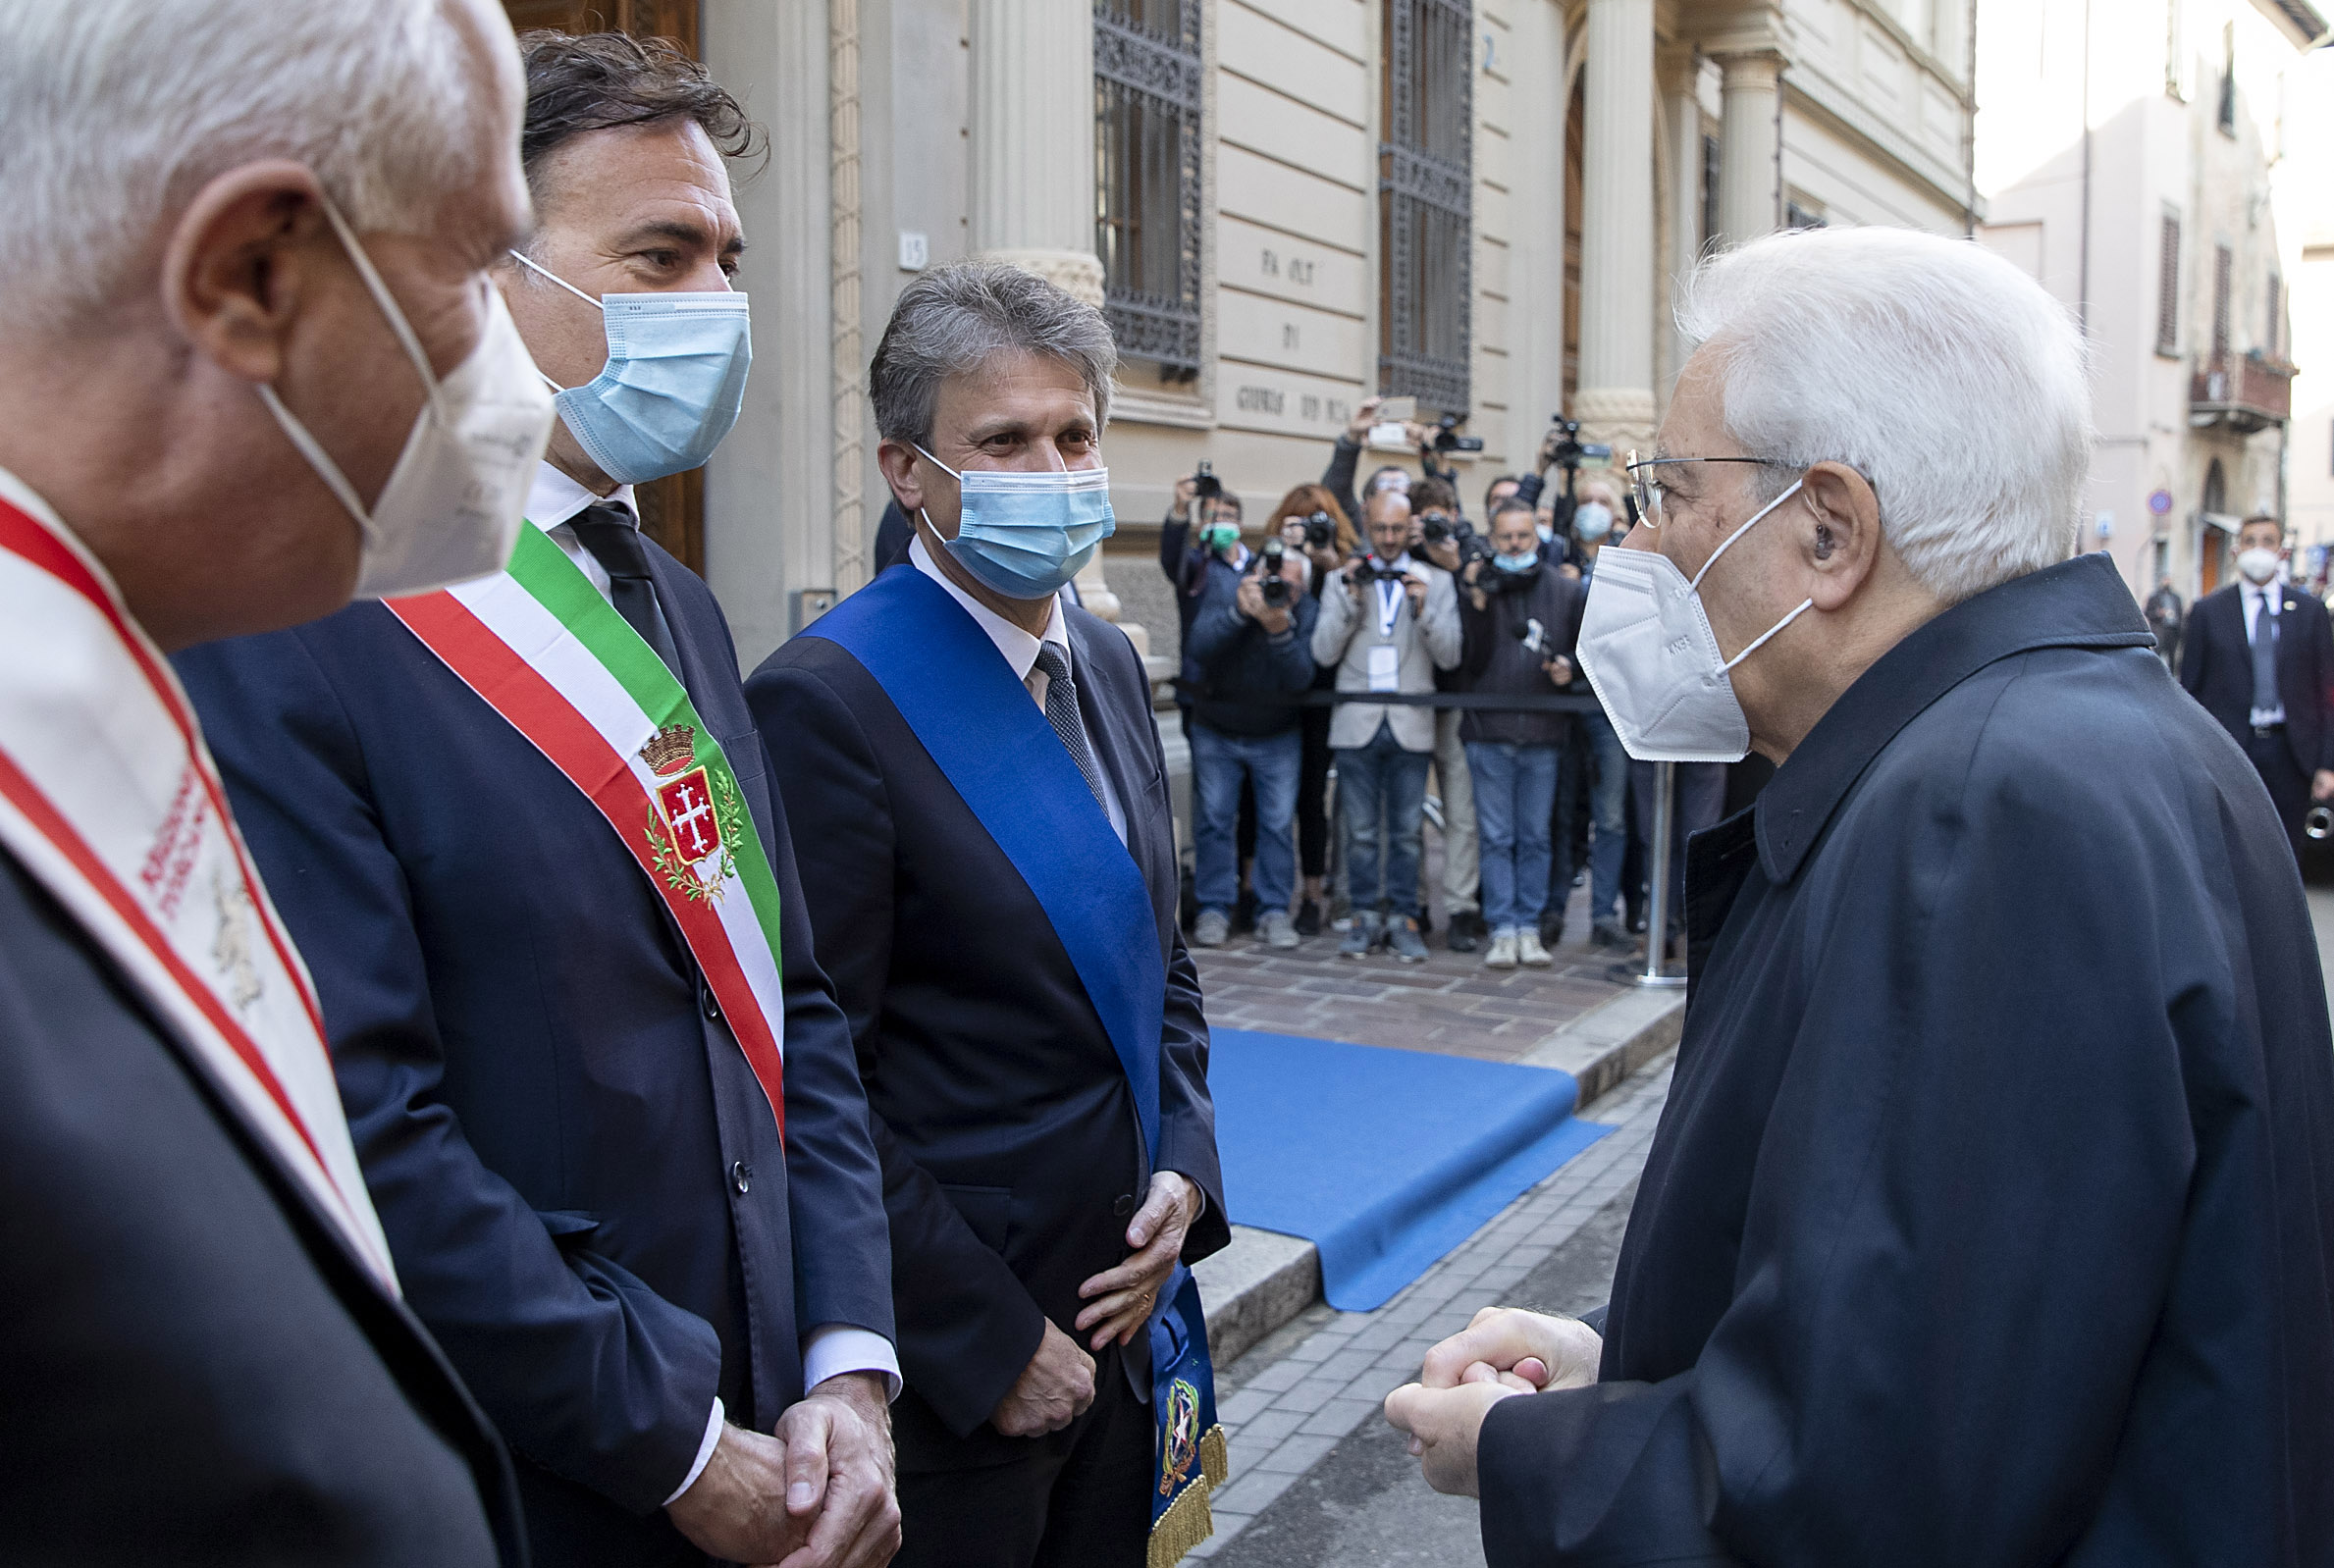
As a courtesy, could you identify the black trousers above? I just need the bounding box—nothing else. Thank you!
[892,1354,1153,1568]
[1298,705,1333,878]
[2246,728,2312,865]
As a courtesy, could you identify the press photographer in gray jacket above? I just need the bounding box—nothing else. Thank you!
[1313,486,1461,962]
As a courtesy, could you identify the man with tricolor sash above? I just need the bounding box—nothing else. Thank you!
[746,264,1231,1568]
[176,33,899,1568]
[0,2,541,1559]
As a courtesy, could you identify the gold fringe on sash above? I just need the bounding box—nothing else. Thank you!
[1147,1425,1232,1568]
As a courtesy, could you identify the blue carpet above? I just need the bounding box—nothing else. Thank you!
[1210,1028,1615,1312]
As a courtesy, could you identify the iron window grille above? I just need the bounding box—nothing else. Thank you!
[1094,0,1204,379]
[1379,0,1472,417]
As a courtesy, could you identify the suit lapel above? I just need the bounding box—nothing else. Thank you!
[1069,618,1174,947]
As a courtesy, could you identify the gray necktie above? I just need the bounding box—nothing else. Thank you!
[1032,644,1108,815]
[2250,594,2280,716]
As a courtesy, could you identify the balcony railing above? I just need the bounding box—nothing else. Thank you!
[2190,349,2295,435]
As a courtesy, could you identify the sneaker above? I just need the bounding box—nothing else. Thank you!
[1483,931,1519,968]
[1294,899,1324,938]
[1589,919,1628,950]
[1194,908,1231,948]
[1387,916,1430,964]
[1338,912,1381,959]
[1260,910,1300,950]
[1445,910,1481,955]
[1516,929,1553,967]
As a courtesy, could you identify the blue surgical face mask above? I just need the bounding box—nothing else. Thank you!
[509,250,751,485]
[1536,522,1557,544]
[913,444,1117,601]
[1573,501,1615,543]
[1492,549,1538,574]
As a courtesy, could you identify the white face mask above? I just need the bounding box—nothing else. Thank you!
[2236,547,2281,586]
[1575,480,1813,763]
[257,195,556,600]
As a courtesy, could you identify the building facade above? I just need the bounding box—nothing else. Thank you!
[507,1,1979,666]
[1975,0,2324,601]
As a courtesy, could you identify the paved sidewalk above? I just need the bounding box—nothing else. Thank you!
[1193,879,1639,1064]
[1190,1052,1675,1557]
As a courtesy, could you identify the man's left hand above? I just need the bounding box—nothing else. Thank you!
[1075,1171,1201,1350]
[1382,1372,1522,1498]
[2313,768,2334,803]
[768,1372,899,1568]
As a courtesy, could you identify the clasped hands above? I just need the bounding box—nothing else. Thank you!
[1382,1306,1603,1497]
[989,1171,1202,1439]
[665,1371,899,1568]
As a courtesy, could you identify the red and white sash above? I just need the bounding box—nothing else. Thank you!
[0,470,398,1289]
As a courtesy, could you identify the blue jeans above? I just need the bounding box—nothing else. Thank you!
[1336,724,1432,919]
[1191,723,1301,916]
[1581,710,1629,926]
[1466,742,1561,934]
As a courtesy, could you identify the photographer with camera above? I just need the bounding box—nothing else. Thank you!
[1406,478,1488,951]
[1456,499,1585,968]
[1269,487,1358,935]
[1321,394,1461,530]
[1159,461,1246,734]
[1511,414,1614,548]
[1313,487,1461,962]
[1183,506,1319,950]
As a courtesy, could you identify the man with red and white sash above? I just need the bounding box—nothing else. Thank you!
[0,2,540,1560]
[175,33,899,1568]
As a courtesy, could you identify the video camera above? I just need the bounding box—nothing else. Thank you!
[1546,416,1612,472]
[1430,412,1485,454]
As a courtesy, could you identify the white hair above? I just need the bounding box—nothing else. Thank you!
[1675,227,2094,605]
[0,0,505,327]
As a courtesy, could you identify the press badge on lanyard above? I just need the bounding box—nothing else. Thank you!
[1369,578,1405,692]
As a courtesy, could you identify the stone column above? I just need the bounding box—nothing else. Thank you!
[969,0,1105,306]
[1575,0,1659,451]
[1714,49,1784,247]
[1659,43,1704,393]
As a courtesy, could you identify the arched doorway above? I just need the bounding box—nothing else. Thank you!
[2200,457,2231,594]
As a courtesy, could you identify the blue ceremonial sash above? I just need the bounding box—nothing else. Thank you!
[802,565,1164,1158]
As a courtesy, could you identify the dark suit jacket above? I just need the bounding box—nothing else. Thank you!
[745,581,1229,1471]
[0,850,524,1567]
[2179,580,2334,779]
[175,538,892,1566]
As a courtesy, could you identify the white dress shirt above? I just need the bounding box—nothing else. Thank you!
[2243,578,2287,728]
[909,534,1127,844]
[524,461,902,1502]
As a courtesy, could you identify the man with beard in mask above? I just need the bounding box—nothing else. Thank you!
[0,2,537,1559]
[746,263,1228,1568]
[1385,227,2334,1565]
[2180,513,2334,865]
[175,32,898,1568]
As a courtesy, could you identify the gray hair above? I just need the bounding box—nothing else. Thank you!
[1675,226,2093,605]
[0,0,511,328]
[870,263,1118,446]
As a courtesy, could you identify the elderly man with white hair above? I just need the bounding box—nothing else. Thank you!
[1385,227,2334,1563]
[0,0,542,1562]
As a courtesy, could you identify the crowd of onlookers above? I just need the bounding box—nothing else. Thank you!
[1159,400,1737,969]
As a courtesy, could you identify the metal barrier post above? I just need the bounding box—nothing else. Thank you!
[1631,760,1687,989]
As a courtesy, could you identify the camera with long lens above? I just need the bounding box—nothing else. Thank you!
[1301,510,1338,548]
[1259,539,1293,607]
[1547,415,1612,472]
[1431,412,1486,454]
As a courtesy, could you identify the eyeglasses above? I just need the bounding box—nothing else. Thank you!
[1623,451,1798,530]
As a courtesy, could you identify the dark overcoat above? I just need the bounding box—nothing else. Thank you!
[1479,553,2334,1566]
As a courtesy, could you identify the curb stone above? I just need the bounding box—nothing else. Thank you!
[1194,987,1687,1366]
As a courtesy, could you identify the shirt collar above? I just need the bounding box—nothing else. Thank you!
[908,534,1070,682]
[526,461,637,533]
[1753,552,2155,886]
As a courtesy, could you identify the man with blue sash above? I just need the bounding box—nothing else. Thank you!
[747,263,1230,1568]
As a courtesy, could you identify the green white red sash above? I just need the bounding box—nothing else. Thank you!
[385,522,787,1134]
[0,470,399,1288]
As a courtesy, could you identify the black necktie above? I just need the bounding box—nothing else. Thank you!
[567,503,682,677]
[1032,644,1109,817]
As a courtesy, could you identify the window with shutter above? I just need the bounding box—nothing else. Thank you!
[2155,214,2180,356]
[1379,0,1473,418]
[1094,0,1204,379]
